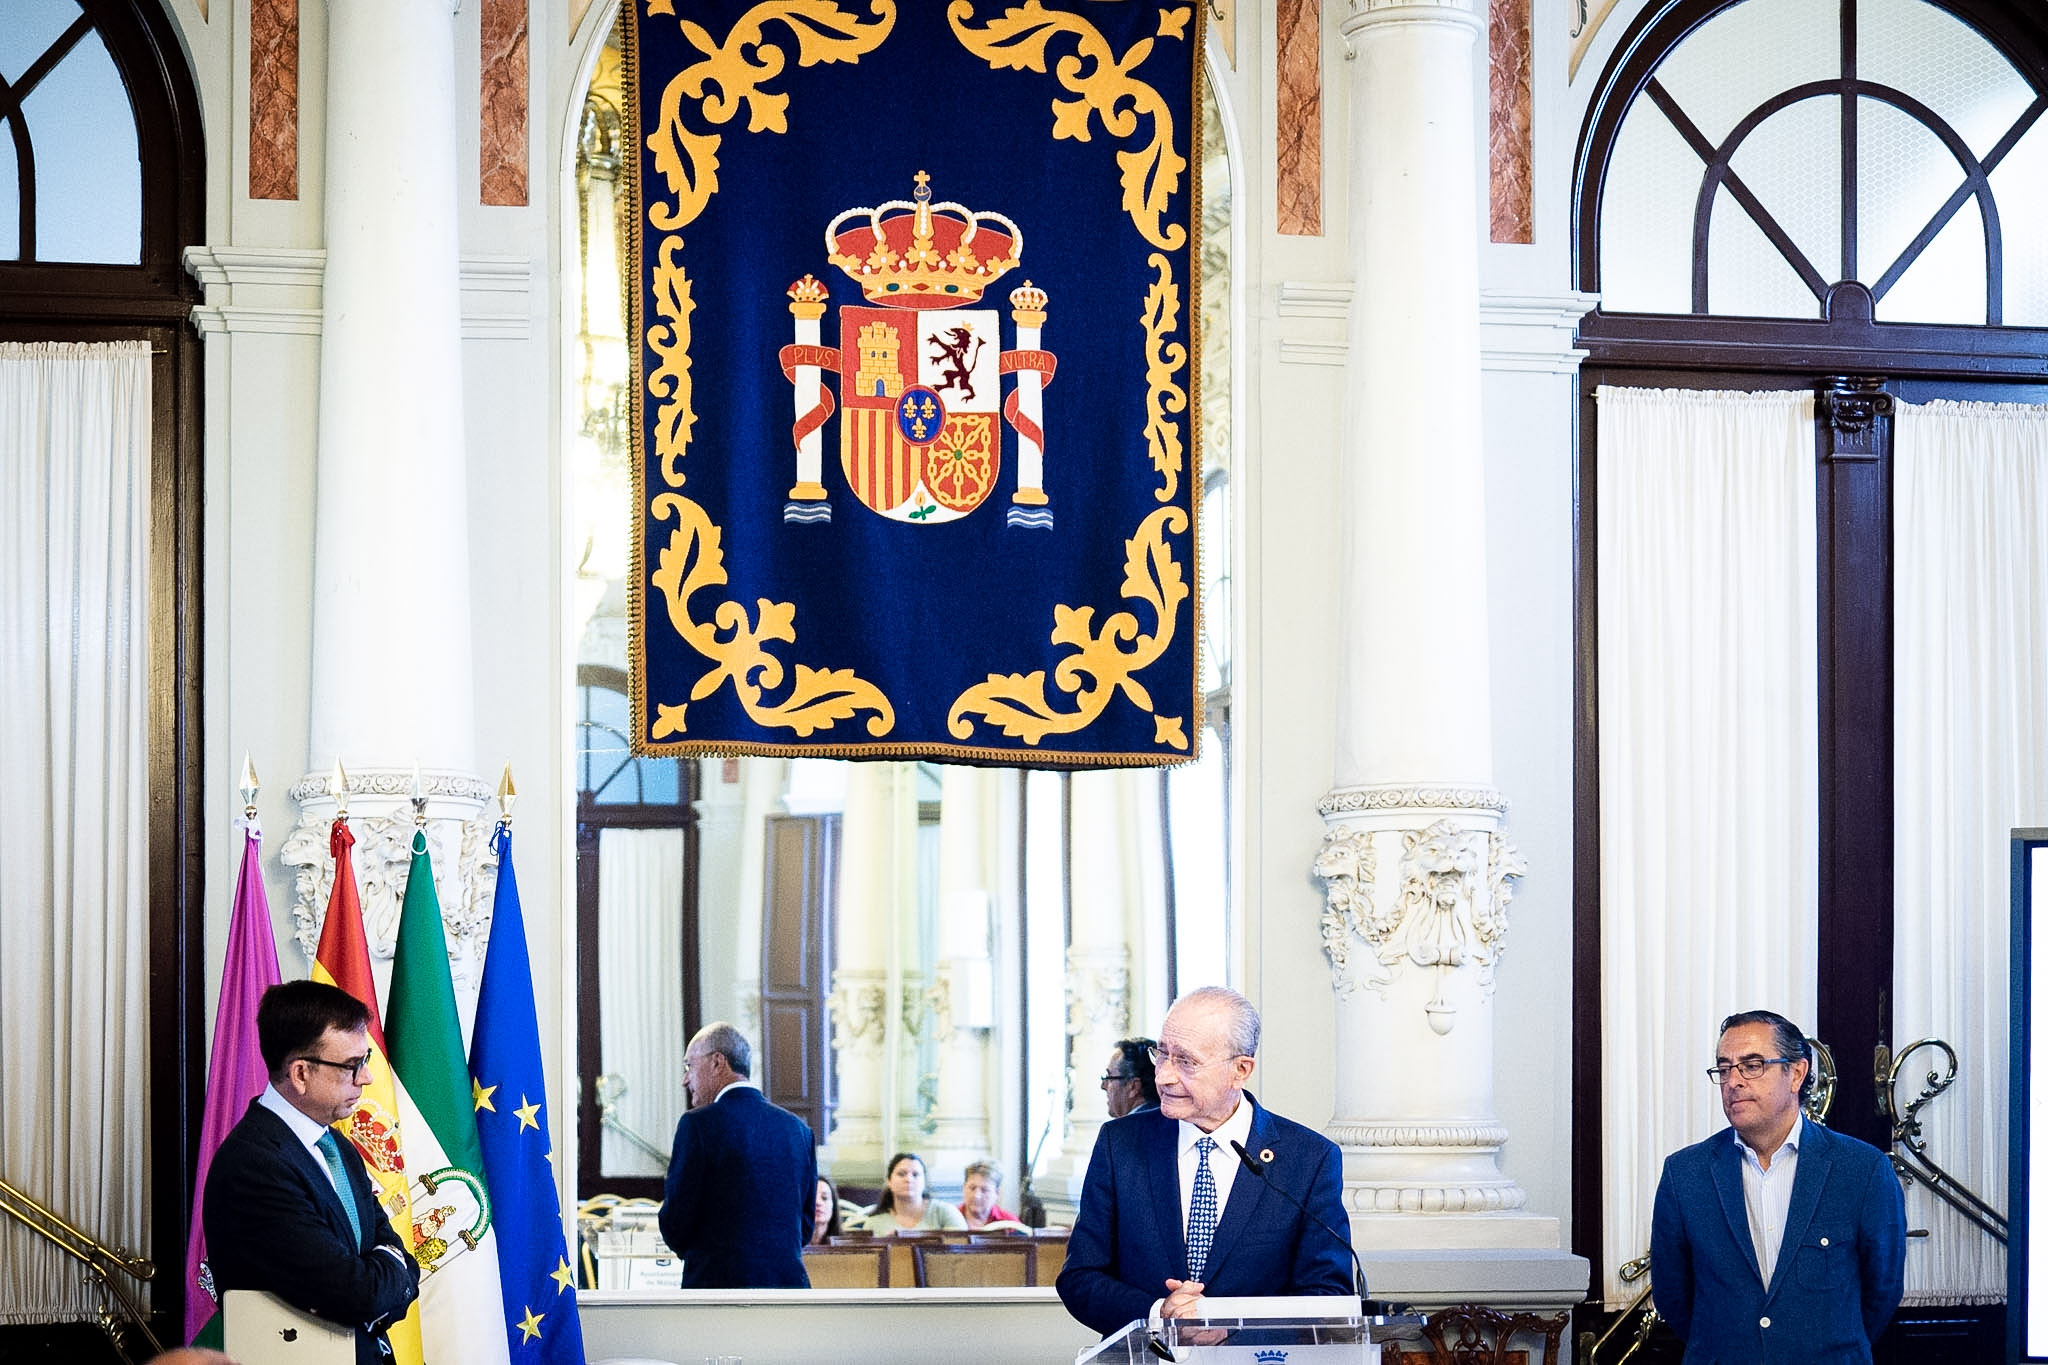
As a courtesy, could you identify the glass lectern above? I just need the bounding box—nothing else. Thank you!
[1076,1315,1426,1364]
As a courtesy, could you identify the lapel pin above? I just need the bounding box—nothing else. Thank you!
[1260,1149,1275,1165]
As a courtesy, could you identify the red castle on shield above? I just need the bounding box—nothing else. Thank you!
[778,172,1057,529]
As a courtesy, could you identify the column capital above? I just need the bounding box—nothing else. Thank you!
[1342,0,1483,40]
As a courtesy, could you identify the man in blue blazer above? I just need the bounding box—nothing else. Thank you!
[1058,987,1357,1336]
[203,982,419,1365]
[1650,1009,1906,1364]
[659,1022,818,1288]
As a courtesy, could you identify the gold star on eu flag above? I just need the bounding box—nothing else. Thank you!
[473,1078,498,1112]
[517,1306,544,1342]
[551,1256,575,1293]
[515,1096,542,1131]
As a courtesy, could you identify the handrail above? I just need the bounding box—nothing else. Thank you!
[1876,1037,2008,1244]
[0,1173,162,1365]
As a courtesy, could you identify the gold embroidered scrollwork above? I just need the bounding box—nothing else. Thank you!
[648,492,896,739]
[947,505,1190,748]
[647,237,696,488]
[643,1,898,235]
[947,1,1188,252]
[1139,251,1188,502]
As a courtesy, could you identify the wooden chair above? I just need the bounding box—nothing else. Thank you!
[1031,1227,1069,1284]
[1383,1305,1571,1365]
[801,1242,890,1288]
[885,1232,944,1289]
[912,1240,1037,1288]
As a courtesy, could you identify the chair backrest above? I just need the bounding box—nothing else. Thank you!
[1386,1305,1570,1365]
[801,1242,890,1289]
[913,1240,1037,1288]
[1032,1227,1069,1283]
[884,1231,944,1288]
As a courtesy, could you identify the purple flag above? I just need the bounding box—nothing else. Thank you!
[183,816,282,1342]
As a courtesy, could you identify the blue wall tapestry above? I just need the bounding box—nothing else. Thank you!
[626,0,1203,766]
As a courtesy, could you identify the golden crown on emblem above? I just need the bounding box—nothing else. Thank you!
[824,171,1024,309]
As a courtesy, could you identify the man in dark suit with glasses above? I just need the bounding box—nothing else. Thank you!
[203,981,419,1364]
[1650,1008,1905,1364]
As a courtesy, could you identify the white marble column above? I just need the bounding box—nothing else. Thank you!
[821,763,915,1181]
[917,766,998,1183]
[278,0,490,980]
[1315,0,1552,1250]
[1037,771,1136,1214]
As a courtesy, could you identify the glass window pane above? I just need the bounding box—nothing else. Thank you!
[1708,183,1819,318]
[1858,95,1972,303]
[1861,0,2033,163]
[21,29,139,264]
[1167,747,1227,992]
[1726,94,1841,289]
[0,0,81,85]
[1600,102,1698,313]
[1655,0,1839,147]
[1991,119,2048,327]
[1021,770,1066,1159]
[0,133,17,260]
[1876,195,1985,324]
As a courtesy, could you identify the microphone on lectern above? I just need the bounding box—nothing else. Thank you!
[1229,1139,1372,1306]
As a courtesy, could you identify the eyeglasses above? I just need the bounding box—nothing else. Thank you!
[1146,1045,1237,1073]
[1705,1056,1797,1084]
[298,1053,373,1079]
[1100,1071,1135,1085]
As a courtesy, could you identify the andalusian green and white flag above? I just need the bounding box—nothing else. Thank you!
[386,828,511,1365]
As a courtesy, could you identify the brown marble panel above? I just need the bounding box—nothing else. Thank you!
[481,0,531,206]
[1275,0,1321,236]
[248,0,298,201]
[1489,0,1533,244]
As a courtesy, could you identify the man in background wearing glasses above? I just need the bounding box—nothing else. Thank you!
[1649,1008,1905,1364]
[1057,986,1354,1335]
[1101,1037,1160,1119]
[203,981,420,1363]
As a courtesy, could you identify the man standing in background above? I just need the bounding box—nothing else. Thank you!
[659,1022,818,1288]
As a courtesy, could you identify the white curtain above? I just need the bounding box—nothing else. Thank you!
[0,342,153,1321]
[596,826,688,1177]
[1595,386,1819,1304]
[1893,398,2048,1303]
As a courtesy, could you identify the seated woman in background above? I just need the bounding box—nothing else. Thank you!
[957,1160,1022,1230]
[811,1175,843,1245]
[858,1152,967,1234]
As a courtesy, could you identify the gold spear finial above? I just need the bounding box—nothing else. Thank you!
[411,763,428,827]
[330,757,350,819]
[239,755,260,819]
[497,763,517,825]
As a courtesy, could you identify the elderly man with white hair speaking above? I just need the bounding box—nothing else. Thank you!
[1056,987,1358,1336]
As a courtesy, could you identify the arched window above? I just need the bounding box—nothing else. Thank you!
[0,0,144,263]
[1577,0,2048,348]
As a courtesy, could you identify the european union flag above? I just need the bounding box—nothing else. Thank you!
[469,823,585,1362]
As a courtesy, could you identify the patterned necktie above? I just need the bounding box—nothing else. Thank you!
[317,1130,364,1250]
[1186,1135,1219,1281]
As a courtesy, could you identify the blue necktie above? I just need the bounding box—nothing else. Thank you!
[1187,1135,1218,1281]
[317,1130,364,1250]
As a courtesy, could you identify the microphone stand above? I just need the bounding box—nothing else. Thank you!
[1016,1112,1055,1230]
[1229,1140,1373,1308]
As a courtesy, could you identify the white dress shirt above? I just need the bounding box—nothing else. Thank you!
[1735,1114,1803,1286]
[1177,1097,1255,1243]
[258,1084,349,1206]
